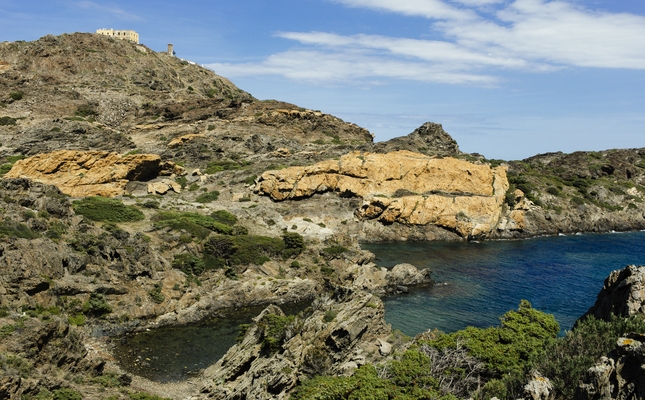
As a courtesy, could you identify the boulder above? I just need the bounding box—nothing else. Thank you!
[576,333,645,400]
[582,265,645,321]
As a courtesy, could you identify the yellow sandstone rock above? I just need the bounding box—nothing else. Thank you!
[5,150,182,197]
[256,150,509,238]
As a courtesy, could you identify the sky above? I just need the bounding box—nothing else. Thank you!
[1,0,644,160]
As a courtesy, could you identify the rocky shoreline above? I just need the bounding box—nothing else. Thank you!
[2,33,645,399]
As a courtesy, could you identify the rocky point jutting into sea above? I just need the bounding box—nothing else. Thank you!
[1,32,645,399]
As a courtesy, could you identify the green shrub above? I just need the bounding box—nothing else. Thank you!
[52,388,82,400]
[0,220,39,239]
[323,310,337,323]
[226,235,284,266]
[292,353,454,400]
[243,175,257,185]
[73,197,144,222]
[0,324,16,337]
[259,313,295,354]
[0,116,17,126]
[172,253,206,275]
[141,200,160,209]
[82,292,112,316]
[152,211,232,238]
[204,160,241,174]
[75,103,98,117]
[210,210,238,226]
[91,372,122,388]
[68,314,85,326]
[322,245,348,258]
[535,315,645,399]
[282,231,305,258]
[9,92,23,101]
[546,186,560,196]
[175,175,188,188]
[148,284,164,303]
[196,190,220,203]
[427,300,559,376]
[188,183,199,191]
[290,260,301,268]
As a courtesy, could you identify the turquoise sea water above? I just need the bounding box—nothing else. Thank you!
[363,231,645,337]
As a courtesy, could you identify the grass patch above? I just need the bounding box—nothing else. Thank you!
[0,220,39,239]
[196,190,220,203]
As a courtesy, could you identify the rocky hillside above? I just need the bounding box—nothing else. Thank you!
[2,32,645,400]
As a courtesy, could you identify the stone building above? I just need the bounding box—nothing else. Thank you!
[95,29,139,44]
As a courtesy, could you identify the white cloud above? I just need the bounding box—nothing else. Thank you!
[72,1,140,21]
[332,0,476,20]
[212,0,645,86]
[207,50,498,85]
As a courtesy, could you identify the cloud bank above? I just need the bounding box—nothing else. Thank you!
[207,0,645,86]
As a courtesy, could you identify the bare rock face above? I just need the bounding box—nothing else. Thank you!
[576,334,645,400]
[5,150,183,197]
[199,289,391,399]
[256,150,509,238]
[582,265,645,321]
[351,263,432,295]
[372,122,460,157]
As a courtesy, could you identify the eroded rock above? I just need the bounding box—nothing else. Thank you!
[5,150,183,197]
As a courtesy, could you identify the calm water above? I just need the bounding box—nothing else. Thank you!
[364,231,645,337]
[114,232,645,382]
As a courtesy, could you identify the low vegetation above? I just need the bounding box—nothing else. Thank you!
[73,197,144,222]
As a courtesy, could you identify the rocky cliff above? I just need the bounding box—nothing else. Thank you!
[256,150,509,239]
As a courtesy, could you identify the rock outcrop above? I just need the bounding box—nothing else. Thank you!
[582,265,645,321]
[198,289,391,399]
[256,150,509,238]
[5,150,182,197]
[576,333,645,400]
[351,263,433,295]
[371,122,460,157]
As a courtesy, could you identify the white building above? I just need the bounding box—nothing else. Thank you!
[96,29,139,44]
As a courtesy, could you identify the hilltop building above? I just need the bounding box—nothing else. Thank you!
[95,29,139,44]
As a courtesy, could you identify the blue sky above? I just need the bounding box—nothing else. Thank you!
[1,0,644,160]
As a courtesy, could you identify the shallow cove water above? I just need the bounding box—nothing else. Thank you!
[363,231,645,337]
[111,303,308,383]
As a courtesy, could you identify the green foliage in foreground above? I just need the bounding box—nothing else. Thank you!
[291,301,558,400]
[73,196,144,222]
[535,314,645,399]
[292,352,457,400]
[428,300,559,376]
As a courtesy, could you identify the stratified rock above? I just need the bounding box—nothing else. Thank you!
[256,150,508,238]
[582,265,645,321]
[576,333,645,400]
[5,150,183,197]
[199,289,391,399]
[351,263,432,295]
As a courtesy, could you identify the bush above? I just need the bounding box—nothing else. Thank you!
[282,231,305,258]
[0,116,17,126]
[322,245,348,258]
[258,313,295,354]
[68,314,85,326]
[204,160,241,174]
[52,389,82,400]
[129,393,172,400]
[75,103,98,117]
[535,315,645,399]
[195,190,219,203]
[0,220,39,239]
[427,300,559,376]
[172,253,206,275]
[82,292,112,317]
[152,211,232,238]
[210,210,237,226]
[9,92,23,101]
[148,284,164,303]
[73,197,144,222]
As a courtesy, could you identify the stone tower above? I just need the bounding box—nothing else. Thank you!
[168,44,174,56]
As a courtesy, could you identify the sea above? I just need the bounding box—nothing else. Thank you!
[364,231,645,336]
[113,231,645,382]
